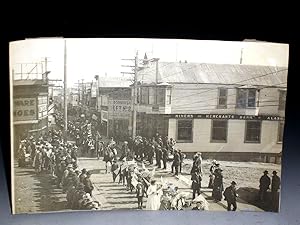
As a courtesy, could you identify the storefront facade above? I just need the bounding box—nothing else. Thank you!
[167,114,284,163]
[13,80,49,155]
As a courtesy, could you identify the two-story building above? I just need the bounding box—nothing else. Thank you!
[98,79,132,140]
[12,70,50,155]
[135,61,288,163]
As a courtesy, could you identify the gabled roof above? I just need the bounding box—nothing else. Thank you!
[138,62,288,87]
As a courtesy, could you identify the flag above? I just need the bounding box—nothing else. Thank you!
[131,176,138,188]
[150,167,156,178]
[113,167,120,175]
[141,162,146,170]
[160,176,164,185]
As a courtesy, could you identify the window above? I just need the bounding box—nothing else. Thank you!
[278,90,287,110]
[236,88,257,108]
[149,87,155,104]
[157,88,165,105]
[245,120,261,143]
[166,89,172,105]
[177,119,193,142]
[211,120,228,142]
[277,121,285,143]
[141,87,149,104]
[217,88,227,108]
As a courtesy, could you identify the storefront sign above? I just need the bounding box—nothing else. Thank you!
[13,97,37,121]
[38,96,48,119]
[108,100,131,119]
[167,114,284,121]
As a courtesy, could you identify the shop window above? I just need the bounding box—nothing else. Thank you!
[245,120,261,143]
[236,88,256,108]
[278,90,287,111]
[177,119,193,142]
[277,121,285,143]
[211,120,228,142]
[217,88,227,108]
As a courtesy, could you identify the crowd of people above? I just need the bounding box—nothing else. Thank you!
[16,110,280,212]
[17,127,101,211]
[189,154,280,211]
[108,158,208,210]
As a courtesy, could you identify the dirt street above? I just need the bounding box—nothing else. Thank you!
[13,157,281,213]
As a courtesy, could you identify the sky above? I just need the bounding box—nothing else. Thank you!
[9,38,289,87]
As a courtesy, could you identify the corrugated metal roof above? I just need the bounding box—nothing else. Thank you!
[138,62,288,86]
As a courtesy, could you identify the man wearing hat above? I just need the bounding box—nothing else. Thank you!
[62,164,73,192]
[271,171,281,211]
[162,147,168,170]
[259,170,271,202]
[212,168,224,202]
[172,149,180,176]
[111,160,119,182]
[83,171,94,197]
[223,181,238,211]
[191,168,202,199]
[136,177,146,209]
[156,145,163,169]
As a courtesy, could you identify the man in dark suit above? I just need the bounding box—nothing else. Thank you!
[162,147,168,170]
[223,181,238,211]
[191,168,202,199]
[178,149,184,174]
[172,150,180,175]
[156,146,163,168]
[259,170,271,202]
[136,178,145,209]
[83,171,94,197]
[271,171,280,211]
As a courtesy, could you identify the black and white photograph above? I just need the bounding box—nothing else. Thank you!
[10,38,288,214]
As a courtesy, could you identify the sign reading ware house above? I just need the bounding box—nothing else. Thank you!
[13,98,37,121]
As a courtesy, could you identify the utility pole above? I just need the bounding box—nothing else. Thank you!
[132,51,138,138]
[155,58,159,104]
[121,53,159,137]
[78,80,80,104]
[45,57,49,131]
[63,40,68,142]
[240,48,243,64]
[81,79,84,106]
[121,54,137,138]
[45,57,48,77]
[95,75,99,111]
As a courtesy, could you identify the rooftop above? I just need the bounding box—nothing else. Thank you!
[138,62,288,87]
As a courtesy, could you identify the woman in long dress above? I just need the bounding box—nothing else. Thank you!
[146,180,162,210]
